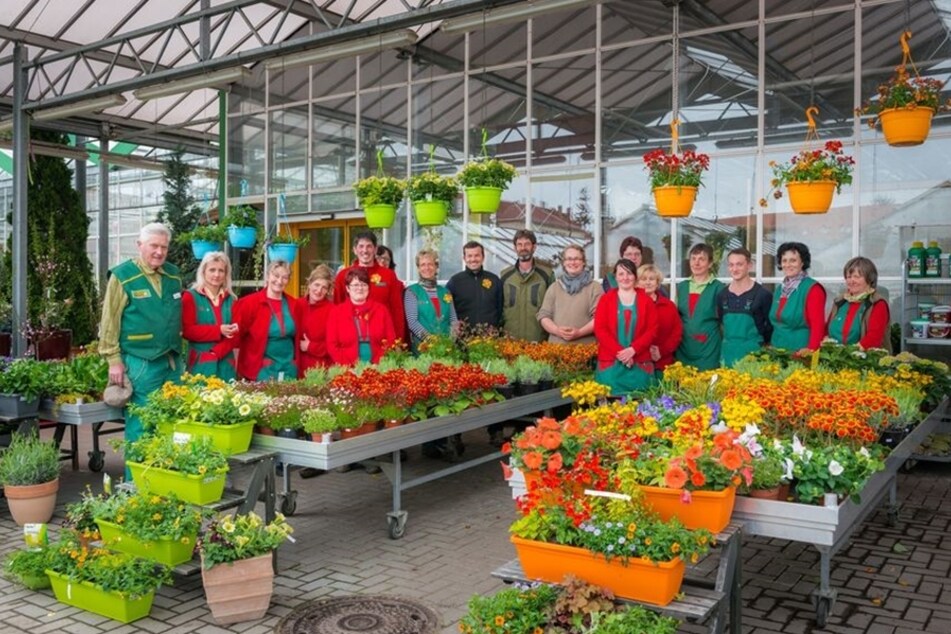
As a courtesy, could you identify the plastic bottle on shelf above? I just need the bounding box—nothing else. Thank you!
[908,241,925,278]
[926,241,942,277]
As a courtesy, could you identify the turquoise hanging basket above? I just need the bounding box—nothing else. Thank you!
[191,240,222,260]
[227,226,257,249]
[268,243,299,264]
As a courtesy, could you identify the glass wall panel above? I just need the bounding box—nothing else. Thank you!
[360,50,407,90]
[601,43,673,161]
[268,65,309,106]
[412,31,464,82]
[469,67,527,166]
[531,53,595,166]
[412,76,465,172]
[532,5,595,58]
[312,95,357,190]
[358,87,409,181]
[680,1,759,32]
[228,113,266,197]
[228,68,266,115]
[468,22,527,68]
[602,1,672,47]
[529,170,595,275]
[268,106,308,193]
[463,174,528,272]
[312,57,358,98]
[766,0,853,19]
[764,14,855,145]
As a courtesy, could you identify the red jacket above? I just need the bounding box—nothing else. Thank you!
[594,288,657,370]
[296,297,333,374]
[333,263,406,339]
[326,298,396,366]
[653,294,683,370]
[229,290,301,381]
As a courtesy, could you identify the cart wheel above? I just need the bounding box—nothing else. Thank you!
[815,597,831,628]
[387,514,407,540]
[887,506,900,527]
[280,492,298,516]
[900,459,917,473]
[88,453,104,473]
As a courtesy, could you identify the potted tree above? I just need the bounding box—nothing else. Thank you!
[178,223,227,260]
[456,157,518,214]
[198,512,294,625]
[222,205,260,249]
[407,171,459,226]
[353,174,407,229]
[0,431,61,525]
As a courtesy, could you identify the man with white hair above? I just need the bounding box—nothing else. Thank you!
[99,223,184,472]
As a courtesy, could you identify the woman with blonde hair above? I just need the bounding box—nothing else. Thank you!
[537,245,602,344]
[182,251,238,379]
[232,260,300,381]
[297,264,335,374]
[637,264,682,377]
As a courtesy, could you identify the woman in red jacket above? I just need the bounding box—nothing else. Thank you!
[182,252,238,379]
[637,264,682,378]
[826,257,890,349]
[594,259,658,396]
[297,264,334,375]
[326,268,396,365]
[233,260,299,381]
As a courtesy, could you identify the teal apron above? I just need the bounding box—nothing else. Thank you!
[675,280,724,370]
[828,300,867,345]
[185,290,237,381]
[408,284,452,353]
[770,278,818,351]
[259,298,298,381]
[595,299,653,396]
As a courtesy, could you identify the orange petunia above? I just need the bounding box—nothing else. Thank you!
[685,445,703,460]
[691,471,706,487]
[536,417,560,431]
[713,432,735,451]
[562,417,582,435]
[547,452,563,472]
[720,449,742,471]
[522,451,544,471]
[664,465,688,489]
[540,430,562,450]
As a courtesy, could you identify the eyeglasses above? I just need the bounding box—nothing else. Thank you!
[348,282,369,289]
[563,257,584,262]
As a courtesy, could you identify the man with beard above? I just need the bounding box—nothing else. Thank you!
[500,230,552,342]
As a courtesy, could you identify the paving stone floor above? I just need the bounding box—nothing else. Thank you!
[0,424,948,633]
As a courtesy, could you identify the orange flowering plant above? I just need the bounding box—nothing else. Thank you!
[662,430,754,496]
[502,416,587,476]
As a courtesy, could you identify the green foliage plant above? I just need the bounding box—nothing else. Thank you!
[406,171,459,204]
[94,490,204,543]
[221,205,260,228]
[120,433,228,477]
[458,584,557,634]
[261,394,323,430]
[301,408,339,435]
[456,157,518,189]
[4,548,52,587]
[47,532,171,599]
[178,222,227,244]
[749,449,786,490]
[353,175,407,207]
[0,358,54,401]
[198,511,293,567]
[481,358,517,385]
[0,430,60,486]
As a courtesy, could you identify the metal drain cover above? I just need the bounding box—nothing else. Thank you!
[275,595,441,634]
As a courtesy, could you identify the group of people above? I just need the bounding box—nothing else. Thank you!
[101,222,890,468]
[589,239,890,396]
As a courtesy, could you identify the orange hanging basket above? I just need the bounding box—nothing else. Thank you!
[511,536,686,606]
[639,485,736,533]
[879,107,934,147]
[785,180,836,215]
[652,185,698,218]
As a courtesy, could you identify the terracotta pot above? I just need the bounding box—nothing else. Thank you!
[786,180,835,214]
[879,107,933,147]
[639,485,736,533]
[511,536,685,606]
[4,478,59,525]
[339,427,360,440]
[652,185,698,218]
[356,421,380,435]
[34,329,72,361]
[311,432,333,443]
[748,486,783,500]
[255,426,275,436]
[383,419,403,429]
[202,553,274,625]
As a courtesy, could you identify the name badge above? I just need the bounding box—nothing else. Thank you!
[131,289,151,299]
[173,292,182,300]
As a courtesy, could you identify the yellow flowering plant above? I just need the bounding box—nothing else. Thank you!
[87,489,205,544]
[119,433,228,477]
[561,379,611,410]
[198,512,294,567]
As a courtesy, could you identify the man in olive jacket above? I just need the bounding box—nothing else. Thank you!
[501,229,552,342]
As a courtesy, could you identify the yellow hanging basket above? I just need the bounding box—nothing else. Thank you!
[652,185,698,218]
[786,180,836,214]
[879,107,934,147]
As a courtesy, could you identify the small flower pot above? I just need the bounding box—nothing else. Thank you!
[4,478,59,525]
[339,428,360,440]
[311,432,333,443]
[515,381,539,396]
[879,107,934,147]
[465,187,503,213]
[201,553,274,625]
[34,329,72,361]
[267,243,299,264]
[363,203,398,229]
[652,185,697,218]
[383,419,403,429]
[538,379,554,391]
[748,486,783,500]
[786,180,835,214]
[191,240,222,260]
[878,427,910,449]
[356,421,380,435]
[497,384,516,400]
[413,200,448,226]
[227,225,257,249]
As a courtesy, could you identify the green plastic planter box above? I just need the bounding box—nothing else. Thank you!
[46,570,155,623]
[96,519,197,566]
[173,420,255,456]
[126,462,227,505]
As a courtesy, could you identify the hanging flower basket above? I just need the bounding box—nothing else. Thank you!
[191,240,222,260]
[879,107,934,147]
[414,200,449,226]
[786,180,837,215]
[267,243,299,264]
[465,187,503,214]
[652,185,698,218]
[227,226,257,249]
[363,203,398,229]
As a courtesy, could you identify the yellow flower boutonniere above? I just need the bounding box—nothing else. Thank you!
[370,273,382,285]
[481,279,492,290]
[443,293,453,303]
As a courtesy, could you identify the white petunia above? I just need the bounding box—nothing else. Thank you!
[828,460,844,476]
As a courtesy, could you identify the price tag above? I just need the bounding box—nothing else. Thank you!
[23,523,47,550]
[173,432,192,445]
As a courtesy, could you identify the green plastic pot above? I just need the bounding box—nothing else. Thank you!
[126,462,227,505]
[96,519,197,567]
[173,420,255,456]
[47,570,155,623]
[413,200,448,226]
[363,203,397,229]
[465,186,503,213]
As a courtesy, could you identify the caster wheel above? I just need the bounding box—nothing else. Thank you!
[88,453,104,473]
[387,514,407,539]
[280,492,298,516]
[815,597,830,628]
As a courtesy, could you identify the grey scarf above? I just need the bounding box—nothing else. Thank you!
[559,269,593,295]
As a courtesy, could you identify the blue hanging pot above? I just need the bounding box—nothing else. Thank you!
[191,240,222,260]
[267,243,299,264]
[227,226,257,249]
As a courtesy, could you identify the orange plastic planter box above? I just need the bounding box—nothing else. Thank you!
[639,485,736,533]
[511,536,685,606]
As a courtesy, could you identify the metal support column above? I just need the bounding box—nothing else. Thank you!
[99,133,109,282]
[11,43,29,357]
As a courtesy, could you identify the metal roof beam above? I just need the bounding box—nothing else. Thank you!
[0,26,170,74]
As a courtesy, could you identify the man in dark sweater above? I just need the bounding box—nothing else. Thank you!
[447,240,503,329]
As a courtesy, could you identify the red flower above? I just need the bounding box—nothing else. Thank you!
[664,465,688,489]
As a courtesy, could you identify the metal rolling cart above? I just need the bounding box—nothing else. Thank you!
[732,399,948,627]
[492,522,744,634]
[39,400,125,472]
[253,389,570,539]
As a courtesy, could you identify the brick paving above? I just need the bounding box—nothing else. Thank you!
[0,426,949,633]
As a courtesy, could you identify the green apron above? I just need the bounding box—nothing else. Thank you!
[408,284,452,352]
[828,300,867,345]
[594,298,653,396]
[185,290,236,381]
[675,280,724,370]
[259,298,298,381]
[720,290,764,367]
[604,272,617,289]
[770,278,818,351]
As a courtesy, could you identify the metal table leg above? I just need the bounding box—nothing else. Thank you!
[386,448,407,539]
[812,546,836,628]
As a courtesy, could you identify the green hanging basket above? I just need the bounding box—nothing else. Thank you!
[465,187,503,213]
[413,200,448,226]
[363,203,398,229]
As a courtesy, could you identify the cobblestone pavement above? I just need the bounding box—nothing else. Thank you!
[0,425,948,633]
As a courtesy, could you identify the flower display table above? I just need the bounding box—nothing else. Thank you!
[492,521,743,634]
[39,400,124,472]
[731,399,947,627]
[252,388,570,539]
